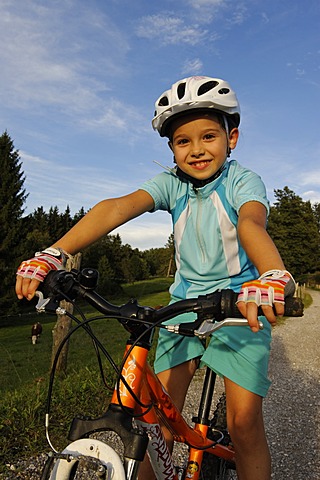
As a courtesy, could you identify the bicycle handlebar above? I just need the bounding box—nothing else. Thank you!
[36,268,304,338]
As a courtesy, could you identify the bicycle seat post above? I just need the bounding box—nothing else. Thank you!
[193,367,217,425]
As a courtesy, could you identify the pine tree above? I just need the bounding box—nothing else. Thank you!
[267,187,320,279]
[0,131,28,312]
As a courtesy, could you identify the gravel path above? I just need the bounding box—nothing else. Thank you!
[2,291,319,479]
[185,289,320,479]
[263,289,320,479]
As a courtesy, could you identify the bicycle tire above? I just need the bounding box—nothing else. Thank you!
[40,438,126,480]
[200,393,237,480]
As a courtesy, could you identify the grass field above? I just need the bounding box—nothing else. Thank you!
[0,277,172,393]
[0,277,172,470]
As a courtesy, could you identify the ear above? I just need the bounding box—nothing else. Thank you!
[229,128,239,150]
[168,140,174,152]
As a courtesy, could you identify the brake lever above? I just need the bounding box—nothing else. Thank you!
[35,291,66,315]
[194,318,264,339]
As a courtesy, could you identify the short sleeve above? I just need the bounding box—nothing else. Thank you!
[140,171,177,212]
[226,161,270,215]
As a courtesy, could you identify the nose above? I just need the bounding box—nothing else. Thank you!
[191,143,205,158]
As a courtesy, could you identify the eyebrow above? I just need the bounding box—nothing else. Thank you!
[173,127,222,140]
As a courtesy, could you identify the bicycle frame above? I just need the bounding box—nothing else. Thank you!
[67,332,235,480]
[37,269,303,480]
[120,343,235,480]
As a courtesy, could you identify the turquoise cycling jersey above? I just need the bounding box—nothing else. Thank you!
[140,159,272,396]
[140,159,269,299]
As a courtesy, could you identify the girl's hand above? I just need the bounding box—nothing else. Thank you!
[15,247,68,300]
[236,270,295,332]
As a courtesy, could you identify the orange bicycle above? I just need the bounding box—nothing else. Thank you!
[37,267,303,480]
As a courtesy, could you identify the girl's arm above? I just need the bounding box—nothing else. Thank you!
[52,190,154,254]
[237,201,287,331]
[16,189,154,300]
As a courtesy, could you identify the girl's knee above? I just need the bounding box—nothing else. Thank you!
[228,409,265,446]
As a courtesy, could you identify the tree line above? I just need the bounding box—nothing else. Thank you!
[1,130,320,315]
[0,131,174,314]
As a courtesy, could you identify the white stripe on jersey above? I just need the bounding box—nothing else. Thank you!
[210,191,240,276]
[174,200,191,271]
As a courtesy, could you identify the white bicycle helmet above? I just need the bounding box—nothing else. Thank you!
[152,76,240,137]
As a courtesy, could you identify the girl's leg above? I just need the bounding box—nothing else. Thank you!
[224,377,271,480]
[157,358,199,449]
[137,359,198,480]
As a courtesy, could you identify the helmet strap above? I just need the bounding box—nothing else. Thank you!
[222,115,232,158]
[176,164,226,188]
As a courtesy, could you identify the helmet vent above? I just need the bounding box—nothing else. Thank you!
[158,96,169,107]
[218,88,230,95]
[177,82,186,99]
[198,80,219,96]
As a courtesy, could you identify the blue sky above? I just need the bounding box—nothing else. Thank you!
[1,0,319,250]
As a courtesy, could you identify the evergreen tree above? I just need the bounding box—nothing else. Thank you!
[97,255,122,296]
[0,131,28,312]
[267,187,320,278]
[22,207,50,256]
[72,206,87,224]
[61,205,73,234]
[121,248,150,283]
[313,202,320,233]
[48,206,62,240]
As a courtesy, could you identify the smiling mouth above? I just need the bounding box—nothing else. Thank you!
[189,160,211,169]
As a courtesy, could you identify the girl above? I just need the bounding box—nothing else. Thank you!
[16,76,295,479]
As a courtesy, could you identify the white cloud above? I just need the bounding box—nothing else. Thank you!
[227,5,248,26]
[81,98,149,139]
[188,0,226,6]
[187,0,229,24]
[0,1,129,117]
[300,171,320,187]
[114,214,172,250]
[0,1,153,140]
[301,190,320,203]
[187,0,226,17]
[135,14,208,46]
[182,58,204,75]
[20,150,131,214]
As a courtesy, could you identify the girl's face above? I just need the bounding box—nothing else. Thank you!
[169,114,239,181]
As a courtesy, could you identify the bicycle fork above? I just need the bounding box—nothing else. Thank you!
[67,343,152,479]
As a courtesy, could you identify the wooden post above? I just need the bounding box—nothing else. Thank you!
[51,253,82,375]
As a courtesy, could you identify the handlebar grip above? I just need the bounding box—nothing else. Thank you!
[283,296,304,317]
[220,290,304,318]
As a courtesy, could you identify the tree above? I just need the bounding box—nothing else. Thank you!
[97,255,122,296]
[142,234,175,278]
[48,206,62,240]
[81,234,126,290]
[72,206,87,224]
[22,207,51,256]
[313,202,320,233]
[267,187,320,278]
[121,248,150,283]
[0,131,28,312]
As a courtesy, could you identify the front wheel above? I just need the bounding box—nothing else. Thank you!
[41,438,126,480]
[200,393,237,480]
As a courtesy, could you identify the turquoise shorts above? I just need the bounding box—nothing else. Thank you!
[154,311,272,398]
